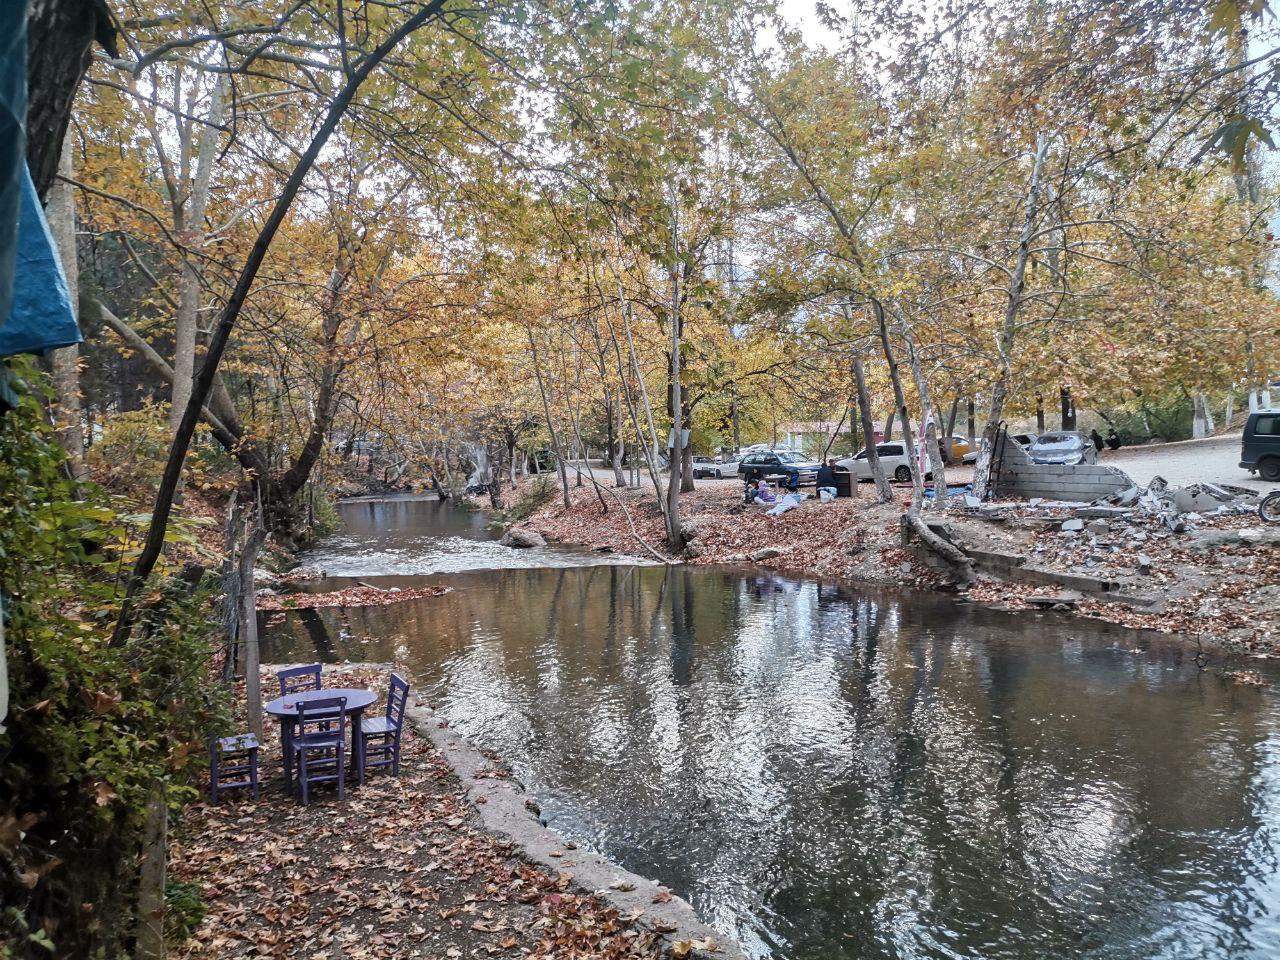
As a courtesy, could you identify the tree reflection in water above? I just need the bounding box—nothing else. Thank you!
[263,564,1280,960]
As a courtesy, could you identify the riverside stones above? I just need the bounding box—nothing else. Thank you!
[500,527,546,548]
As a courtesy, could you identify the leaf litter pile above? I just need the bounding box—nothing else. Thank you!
[257,585,452,612]
[174,667,662,959]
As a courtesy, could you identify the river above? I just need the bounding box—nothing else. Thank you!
[261,495,1280,960]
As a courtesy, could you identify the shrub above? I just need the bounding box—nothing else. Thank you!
[0,361,225,958]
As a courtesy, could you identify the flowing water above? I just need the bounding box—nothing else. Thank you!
[262,497,1280,960]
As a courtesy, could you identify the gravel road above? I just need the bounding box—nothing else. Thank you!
[1101,433,1275,493]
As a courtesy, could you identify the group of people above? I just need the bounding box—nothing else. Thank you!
[747,459,841,507]
[1089,428,1123,453]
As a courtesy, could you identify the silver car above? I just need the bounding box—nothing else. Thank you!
[1027,431,1098,465]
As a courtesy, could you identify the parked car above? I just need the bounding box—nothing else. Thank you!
[836,443,932,483]
[945,435,971,461]
[1240,409,1280,482]
[710,458,739,478]
[944,435,980,464]
[738,450,821,488]
[691,456,719,479]
[1027,431,1098,465]
[740,443,799,456]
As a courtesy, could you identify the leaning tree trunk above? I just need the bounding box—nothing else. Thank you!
[110,0,450,645]
[526,324,571,509]
[852,354,892,503]
[874,301,923,509]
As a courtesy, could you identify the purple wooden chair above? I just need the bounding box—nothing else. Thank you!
[277,663,323,697]
[291,695,348,804]
[210,733,260,802]
[359,674,410,778]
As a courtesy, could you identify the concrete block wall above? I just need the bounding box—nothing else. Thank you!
[993,436,1134,501]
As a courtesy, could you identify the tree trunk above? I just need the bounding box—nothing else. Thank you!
[664,228,685,551]
[611,286,668,516]
[852,354,892,503]
[945,396,960,441]
[1035,394,1045,432]
[239,513,265,742]
[46,133,84,477]
[278,246,350,499]
[1192,390,1213,439]
[526,324,571,509]
[488,442,505,510]
[610,398,627,487]
[25,0,115,199]
[679,395,695,493]
[972,133,1049,500]
[882,408,895,442]
[134,788,167,960]
[171,74,228,436]
[875,302,923,509]
[899,311,946,508]
[730,381,741,452]
[967,397,976,446]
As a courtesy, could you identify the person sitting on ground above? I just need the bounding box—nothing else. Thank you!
[753,478,776,504]
[1106,429,1122,451]
[1090,428,1105,453]
[816,459,838,501]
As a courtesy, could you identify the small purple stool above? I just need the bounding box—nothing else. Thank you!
[210,733,260,802]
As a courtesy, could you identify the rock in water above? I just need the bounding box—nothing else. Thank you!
[500,527,546,548]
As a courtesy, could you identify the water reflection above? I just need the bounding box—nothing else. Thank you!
[262,563,1280,959]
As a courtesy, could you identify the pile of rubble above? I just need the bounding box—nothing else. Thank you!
[1131,476,1262,532]
[959,476,1277,586]
[966,475,1263,532]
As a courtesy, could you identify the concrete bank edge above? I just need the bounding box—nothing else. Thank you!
[406,704,746,960]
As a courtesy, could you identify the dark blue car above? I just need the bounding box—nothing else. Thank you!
[738,450,821,490]
[1240,410,1280,482]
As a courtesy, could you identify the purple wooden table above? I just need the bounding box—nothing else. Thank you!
[265,687,377,787]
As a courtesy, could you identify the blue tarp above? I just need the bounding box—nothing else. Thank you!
[0,163,81,358]
[0,0,27,326]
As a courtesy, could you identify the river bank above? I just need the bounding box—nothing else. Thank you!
[518,478,1280,661]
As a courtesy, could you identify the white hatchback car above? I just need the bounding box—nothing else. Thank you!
[836,443,932,483]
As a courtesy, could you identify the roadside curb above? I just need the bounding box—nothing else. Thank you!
[406,704,745,960]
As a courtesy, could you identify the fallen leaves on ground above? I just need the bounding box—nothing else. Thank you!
[177,668,662,959]
[522,479,1280,658]
[258,585,452,612]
